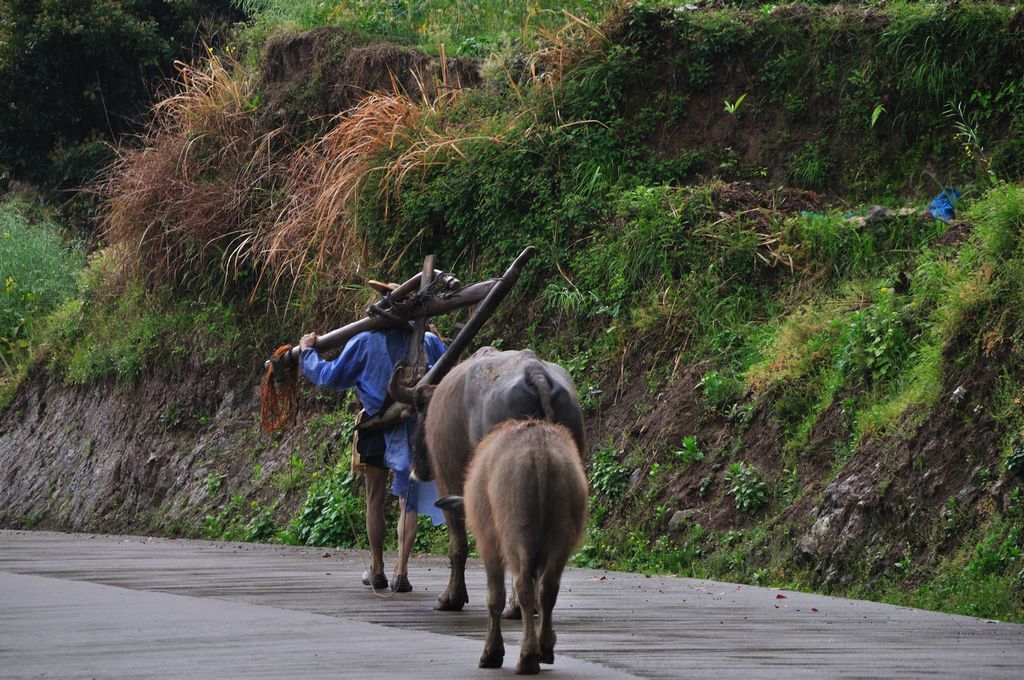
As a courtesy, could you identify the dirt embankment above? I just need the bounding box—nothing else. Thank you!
[0,27,480,535]
[0,22,1017,596]
[581,332,1019,585]
[259,27,479,127]
[0,358,333,533]
[0,328,1013,589]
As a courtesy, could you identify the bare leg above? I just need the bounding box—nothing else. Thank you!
[395,496,418,577]
[364,465,387,576]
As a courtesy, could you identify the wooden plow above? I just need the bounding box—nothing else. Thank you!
[261,246,537,432]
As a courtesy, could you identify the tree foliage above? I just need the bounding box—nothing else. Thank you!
[0,0,241,187]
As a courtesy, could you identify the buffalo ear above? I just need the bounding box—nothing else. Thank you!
[435,495,465,513]
[414,383,438,412]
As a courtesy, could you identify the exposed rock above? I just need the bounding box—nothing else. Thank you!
[0,361,335,534]
[795,471,882,583]
[668,509,698,532]
[629,467,644,490]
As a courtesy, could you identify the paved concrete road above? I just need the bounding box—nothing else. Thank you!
[1,531,1022,679]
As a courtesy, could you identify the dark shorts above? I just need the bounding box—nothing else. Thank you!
[356,427,387,469]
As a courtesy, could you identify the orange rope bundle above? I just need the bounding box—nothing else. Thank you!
[261,344,298,432]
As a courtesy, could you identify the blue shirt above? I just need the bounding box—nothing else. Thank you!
[300,328,447,524]
[300,329,445,417]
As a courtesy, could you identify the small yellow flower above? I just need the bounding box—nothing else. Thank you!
[4,275,15,293]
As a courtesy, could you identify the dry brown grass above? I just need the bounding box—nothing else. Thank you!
[261,92,419,299]
[99,51,501,306]
[100,54,287,293]
[528,9,610,89]
[266,83,505,303]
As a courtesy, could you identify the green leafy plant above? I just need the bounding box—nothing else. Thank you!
[271,454,308,493]
[674,436,706,467]
[698,370,743,410]
[589,446,629,499]
[725,462,768,514]
[723,92,747,116]
[287,464,364,547]
[557,350,603,411]
[0,198,83,368]
[688,59,713,90]
[836,293,912,387]
[203,471,226,495]
[698,475,715,499]
[871,103,885,128]
[1006,443,1024,478]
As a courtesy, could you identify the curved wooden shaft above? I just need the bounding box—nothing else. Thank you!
[266,278,498,381]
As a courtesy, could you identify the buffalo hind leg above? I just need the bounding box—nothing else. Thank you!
[515,571,541,675]
[479,558,506,668]
[538,566,562,665]
[502,585,522,619]
[436,511,469,611]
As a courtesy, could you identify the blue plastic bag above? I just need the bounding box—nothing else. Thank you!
[927,188,961,222]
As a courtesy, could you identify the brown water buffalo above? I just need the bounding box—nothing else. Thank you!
[437,420,588,674]
[391,347,585,612]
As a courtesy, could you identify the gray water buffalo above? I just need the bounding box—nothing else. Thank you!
[437,420,588,674]
[391,347,585,612]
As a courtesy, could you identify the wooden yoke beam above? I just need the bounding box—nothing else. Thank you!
[359,246,537,431]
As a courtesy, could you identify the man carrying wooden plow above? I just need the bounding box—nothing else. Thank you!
[262,248,536,594]
[298,298,446,593]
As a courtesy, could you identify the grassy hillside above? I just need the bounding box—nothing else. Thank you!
[2,1,1023,622]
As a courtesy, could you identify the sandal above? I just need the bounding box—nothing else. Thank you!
[361,570,389,590]
[391,574,412,593]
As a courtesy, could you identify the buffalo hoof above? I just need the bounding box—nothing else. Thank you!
[501,603,522,620]
[479,650,504,669]
[434,592,468,611]
[516,653,541,675]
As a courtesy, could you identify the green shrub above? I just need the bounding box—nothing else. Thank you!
[202,494,279,542]
[725,462,768,514]
[287,463,365,548]
[698,369,744,410]
[968,183,1024,262]
[589,446,629,499]
[0,198,83,368]
[836,292,914,388]
[673,436,706,467]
